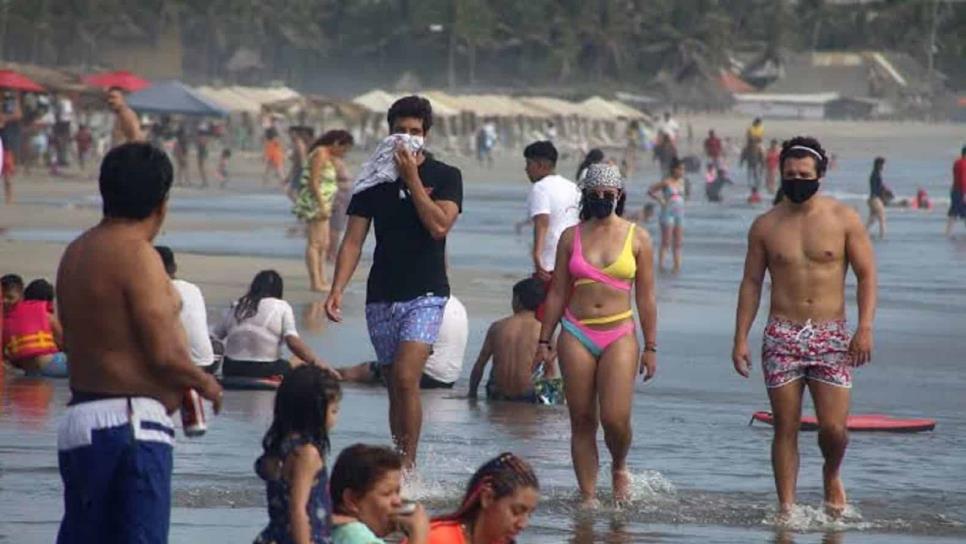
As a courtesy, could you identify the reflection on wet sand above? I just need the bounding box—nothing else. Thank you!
[300,301,328,334]
[0,373,56,429]
[773,528,845,544]
[476,398,568,442]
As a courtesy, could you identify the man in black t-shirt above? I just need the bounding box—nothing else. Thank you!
[325,95,463,469]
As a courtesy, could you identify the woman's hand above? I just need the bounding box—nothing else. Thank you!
[639,350,656,382]
[313,359,342,380]
[532,343,554,373]
[392,503,429,542]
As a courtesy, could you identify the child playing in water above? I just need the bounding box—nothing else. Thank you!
[255,365,342,544]
[468,278,562,404]
[416,452,540,544]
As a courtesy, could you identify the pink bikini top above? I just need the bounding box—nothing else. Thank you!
[568,224,636,292]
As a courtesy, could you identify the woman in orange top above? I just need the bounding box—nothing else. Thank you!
[419,453,539,544]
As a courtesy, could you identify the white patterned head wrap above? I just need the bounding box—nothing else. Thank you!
[580,163,624,190]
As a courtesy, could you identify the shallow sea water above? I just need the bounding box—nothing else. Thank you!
[2,148,966,543]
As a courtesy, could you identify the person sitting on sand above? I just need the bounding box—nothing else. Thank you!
[413,452,540,544]
[156,246,215,372]
[337,296,468,389]
[24,278,55,302]
[213,270,337,380]
[2,274,67,377]
[330,444,430,544]
[468,279,559,403]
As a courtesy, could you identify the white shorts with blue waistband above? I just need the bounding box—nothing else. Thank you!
[58,397,175,452]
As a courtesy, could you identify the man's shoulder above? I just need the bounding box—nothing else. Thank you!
[819,195,857,217]
[537,174,578,193]
[751,206,783,232]
[424,157,462,180]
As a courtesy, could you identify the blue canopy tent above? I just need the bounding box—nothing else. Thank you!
[127,80,228,117]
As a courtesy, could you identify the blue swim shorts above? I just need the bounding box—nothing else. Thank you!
[57,396,175,544]
[365,295,448,365]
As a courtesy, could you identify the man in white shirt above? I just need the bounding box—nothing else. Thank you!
[155,246,215,370]
[524,141,580,283]
[660,111,680,143]
[337,295,469,388]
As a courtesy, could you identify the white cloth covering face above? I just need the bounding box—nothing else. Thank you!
[352,133,425,195]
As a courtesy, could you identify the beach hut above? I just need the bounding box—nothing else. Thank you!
[733,92,839,120]
[196,86,261,114]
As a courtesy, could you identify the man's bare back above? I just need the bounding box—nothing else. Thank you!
[57,142,218,414]
[469,311,547,398]
[58,226,196,411]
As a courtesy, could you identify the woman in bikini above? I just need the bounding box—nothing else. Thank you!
[533,163,657,507]
[648,156,687,273]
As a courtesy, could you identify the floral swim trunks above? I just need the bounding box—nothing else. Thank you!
[761,317,853,389]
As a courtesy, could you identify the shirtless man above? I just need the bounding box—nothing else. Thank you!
[732,136,876,519]
[55,143,222,543]
[107,86,144,147]
[468,278,553,402]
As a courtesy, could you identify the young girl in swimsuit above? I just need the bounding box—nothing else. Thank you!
[416,453,539,544]
[648,157,687,273]
[254,365,341,544]
[533,163,658,507]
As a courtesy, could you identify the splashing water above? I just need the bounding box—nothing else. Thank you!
[764,503,874,532]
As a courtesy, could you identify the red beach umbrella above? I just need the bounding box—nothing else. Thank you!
[83,70,151,92]
[0,70,45,92]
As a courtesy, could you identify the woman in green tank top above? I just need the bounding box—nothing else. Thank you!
[293,129,354,292]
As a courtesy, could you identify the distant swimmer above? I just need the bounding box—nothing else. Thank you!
[468,279,560,403]
[533,164,657,507]
[106,86,144,147]
[865,157,888,240]
[732,137,877,520]
[945,145,966,237]
[765,139,780,194]
[55,143,222,542]
[648,157,687,273]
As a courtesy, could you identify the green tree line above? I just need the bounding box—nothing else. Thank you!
[0,0,963,92]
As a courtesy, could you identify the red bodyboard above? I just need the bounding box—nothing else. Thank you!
[750,411,936,433]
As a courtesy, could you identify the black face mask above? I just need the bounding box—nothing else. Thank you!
[781,178,820,204]
[586,193,616,219]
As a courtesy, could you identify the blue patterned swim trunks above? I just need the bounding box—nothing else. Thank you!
[365,295,448,365]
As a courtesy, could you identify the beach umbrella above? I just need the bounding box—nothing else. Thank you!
[0,69,45,92]
[127,80,227,117]
[83,70,150,92]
